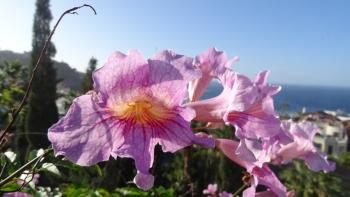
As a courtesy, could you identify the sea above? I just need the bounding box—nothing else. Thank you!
[201,82,350,115]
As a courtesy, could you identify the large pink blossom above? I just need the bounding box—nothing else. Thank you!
[273,120,335,172]
[48,50,214,190]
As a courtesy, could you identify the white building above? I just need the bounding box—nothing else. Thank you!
[300,111,348,155]
[313,121,348,155]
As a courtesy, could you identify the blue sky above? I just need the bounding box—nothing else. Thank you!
[0,1,350,87]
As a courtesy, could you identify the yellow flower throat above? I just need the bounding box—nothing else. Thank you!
[115,99,171,125]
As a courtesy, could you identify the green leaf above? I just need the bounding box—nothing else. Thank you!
[0,182,21,192]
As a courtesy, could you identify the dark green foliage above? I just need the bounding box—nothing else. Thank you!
[25,0,58,148]
[0,61,28,158]
[81,57,97,93]
[61,185,174,197]
[153,124,244,196]
[279,156,350,197]
[0,183,22,192]
[101,158,135,190]
[0,61,27,126]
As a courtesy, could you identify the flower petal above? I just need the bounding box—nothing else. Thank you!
[93,50,148,100]
[195,47,231,76]
[216,138,247,168]
[277,121,335,172]
[48,95,119,166]
[254,70,270,85]
[188,73,212,101]
[133,171,155,191]
[113,124,155,173]
[203,183,218,195]
[236,138,271,168]
[147,58,196,106]
[189,47,237,101]
[254,71,281,96]
[226,97,281,139]
[156,114,215,153]
[254,190,278,197]
[252,165,286,197]
[226,110,280,139]
[242,185,256,197]
[302,152,336,172]
[3,192,33,197]
[151,50,200,82]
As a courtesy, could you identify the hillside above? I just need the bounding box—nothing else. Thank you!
[0,50,84,91]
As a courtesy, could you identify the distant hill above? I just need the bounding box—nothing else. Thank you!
[0,50,84,91]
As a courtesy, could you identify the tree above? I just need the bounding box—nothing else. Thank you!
[81,57,97,93]
[0,61,28,158]
[0,61,27,126]
[25,0,58,149]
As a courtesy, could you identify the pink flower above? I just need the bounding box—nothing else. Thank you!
[187,70,282,167]
[3,192,32,197]
[203,183,218,196]
[242,165,286,197]
[255,190,295,197]
[234,71,287,165]
[216,138,248,168]
[219,191,233,197]
[48,50,214,190]
[188,47,239,101]
[216,138,286,197]
[274,120,335,172]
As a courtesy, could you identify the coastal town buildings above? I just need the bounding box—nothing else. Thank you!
[300,111,348,155]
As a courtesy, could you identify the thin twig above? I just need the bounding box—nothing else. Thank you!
[183,147,194,197]
[0,162,8,179]
[17,151,45,191]
[0,148,52,187]
[0,4,96,143]
[232,184,246,197]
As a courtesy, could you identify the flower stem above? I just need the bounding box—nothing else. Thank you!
[183,147,194,197]
[231,184,247,197]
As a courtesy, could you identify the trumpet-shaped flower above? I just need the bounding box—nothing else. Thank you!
[187,70,282,166]
[48,50,214,190]
[274,120,335,172]
[216,138,286,197]
[188,47,239,101]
